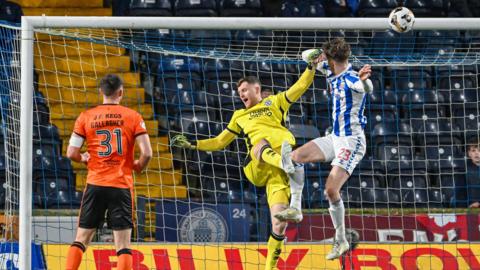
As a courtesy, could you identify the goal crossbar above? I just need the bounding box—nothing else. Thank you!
[19,16,480,270]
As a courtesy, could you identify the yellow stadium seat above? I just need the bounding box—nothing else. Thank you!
[41,87,145,105]
[35,41,124,57]
[12,0,103,7]
[76,169,182,190]
[134,184,187,199]
[39,72,140,88]
[35,55,131,73]
[23,8,111,16]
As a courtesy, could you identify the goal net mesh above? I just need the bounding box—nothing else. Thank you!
[1,22,480,269]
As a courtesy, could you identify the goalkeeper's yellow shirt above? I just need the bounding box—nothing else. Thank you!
[225,92,295,150]
[196,67,315,152]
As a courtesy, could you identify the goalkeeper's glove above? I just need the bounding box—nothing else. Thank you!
[171,134,196,150]
[301,48,323,67]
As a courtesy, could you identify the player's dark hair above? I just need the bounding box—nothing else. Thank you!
[99,74,123,97]
[467,136,480,151]
[322,38,351,62]
[237,76,261,88]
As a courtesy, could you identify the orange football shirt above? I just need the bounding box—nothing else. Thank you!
[73,104,147,189]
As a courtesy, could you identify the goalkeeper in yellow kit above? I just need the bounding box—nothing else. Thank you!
[172,50,321,269]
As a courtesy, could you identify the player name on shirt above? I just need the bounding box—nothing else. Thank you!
[90,113,125,128]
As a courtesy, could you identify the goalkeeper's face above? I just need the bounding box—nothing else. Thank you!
[237,82,262,109]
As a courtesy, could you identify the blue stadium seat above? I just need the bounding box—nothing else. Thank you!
[174,0,218,16]
[33,156,76,208]
[248,62,294,92]
[128,0,173,16]
[190,30,232,47]
[412,121,462,148]
[386,159,429,207]
[33,124,60,143]
[176,112,211,132]
[233,30,278,51]
[171,90,212,109]
[454,113,480,134]
[421,146,461,161]
[431,159,467,207]
[303,177,326,209]
[405,0,446,17]
[289,124,320,145]
[401,90,446,122]
[357,0,398,17]
[281,0,326,17]
[287,103,309,124]
[428,188,443,208]
[368,30,416,56]
[348,168,386,207]
[415,30,460,55]
[219,0,262,17]
[33,93,50,125]
[157,57,202,106]
[389,67,433,91]
[187,120,223,140]
[369,89,397,105]
[371,121,412,146]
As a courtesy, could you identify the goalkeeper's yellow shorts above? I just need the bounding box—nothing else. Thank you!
[243,147,290,207]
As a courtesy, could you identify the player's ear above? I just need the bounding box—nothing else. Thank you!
[117,87,124,98]
[255,84,261,95]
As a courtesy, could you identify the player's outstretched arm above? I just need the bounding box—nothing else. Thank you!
[285,49,320,103]
[133,133,153,173]
[171,129,237,152]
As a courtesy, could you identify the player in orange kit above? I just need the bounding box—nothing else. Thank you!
[64,74,152,270]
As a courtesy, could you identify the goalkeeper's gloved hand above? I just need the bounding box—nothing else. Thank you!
[171,134,196,150]
[301,48,323,67]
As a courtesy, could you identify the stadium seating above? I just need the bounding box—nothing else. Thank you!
[281,0,326,17]
[357,0,398,17]
[174,0,218,16]
[219,0,262,17]
[128,0,173,16]
[405,0,446,17]
[369,30,416,56]
[367,90,398,130]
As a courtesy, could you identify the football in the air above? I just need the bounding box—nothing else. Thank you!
[388,7,415,33]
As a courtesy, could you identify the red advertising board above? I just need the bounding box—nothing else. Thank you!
[292,213,480,242]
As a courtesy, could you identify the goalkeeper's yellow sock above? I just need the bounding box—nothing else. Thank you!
[265,233,285,270]
[260,145,283,169]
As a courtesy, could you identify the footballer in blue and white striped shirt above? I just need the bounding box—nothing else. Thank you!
[292,38,373,260]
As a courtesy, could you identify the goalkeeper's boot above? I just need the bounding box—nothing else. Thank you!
[280,141,295,174]
[326,240,350,260]
[274,207,303,223]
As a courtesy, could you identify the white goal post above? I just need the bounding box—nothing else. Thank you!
[19,16,480,269]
